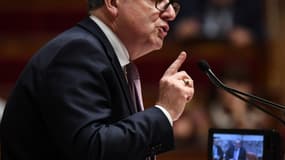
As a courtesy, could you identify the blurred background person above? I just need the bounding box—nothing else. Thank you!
[170,0,266,47]
[173,89,210,149]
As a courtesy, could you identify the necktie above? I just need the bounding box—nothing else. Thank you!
[126,62,144,112]
[126,63,155,160]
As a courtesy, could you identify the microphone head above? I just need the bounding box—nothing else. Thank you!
[197,60,210,73]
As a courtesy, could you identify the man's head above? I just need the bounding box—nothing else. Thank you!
[234,139,242,149]
[89,0,180,60]
[213,137,221,146]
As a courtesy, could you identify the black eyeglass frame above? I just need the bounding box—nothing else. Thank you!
[155,0,181,15]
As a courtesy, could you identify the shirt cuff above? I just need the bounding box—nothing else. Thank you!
[155,105,173,126]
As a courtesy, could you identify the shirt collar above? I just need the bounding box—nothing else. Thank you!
[89,15,130,68]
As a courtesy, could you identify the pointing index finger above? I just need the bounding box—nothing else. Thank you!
[164,51,187,76]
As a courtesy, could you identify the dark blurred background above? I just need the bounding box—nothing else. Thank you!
[1,0,285,159]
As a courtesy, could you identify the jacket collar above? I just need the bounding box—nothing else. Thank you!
[77,17,136,114]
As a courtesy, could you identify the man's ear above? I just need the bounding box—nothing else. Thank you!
[104,0,119,16]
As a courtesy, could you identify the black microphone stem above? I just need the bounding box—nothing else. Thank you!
[207,69,285,111]
[198,59,285,125]
[226,85,285,111]
[221,84,285,125]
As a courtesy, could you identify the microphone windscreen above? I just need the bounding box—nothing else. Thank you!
[197,60,210,73]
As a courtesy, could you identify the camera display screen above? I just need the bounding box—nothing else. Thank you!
[211,133,264,160]
[208,128,281,160]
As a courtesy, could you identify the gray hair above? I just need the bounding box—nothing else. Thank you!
[88,0,105,10]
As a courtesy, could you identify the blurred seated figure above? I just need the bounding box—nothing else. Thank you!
[173,89,210,148]
[208,65,271,129]
[171,0,266,47]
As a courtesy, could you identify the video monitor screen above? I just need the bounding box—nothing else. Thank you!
[208,128,281,160]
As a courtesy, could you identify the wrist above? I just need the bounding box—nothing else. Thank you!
[155,105,173,126]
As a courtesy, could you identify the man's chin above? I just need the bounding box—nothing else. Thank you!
[154,38,164,49]
[149,43,163,53]
[141,38,164,55]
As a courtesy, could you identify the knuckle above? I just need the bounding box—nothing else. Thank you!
[160,77,168,84]
[179,71,187,75]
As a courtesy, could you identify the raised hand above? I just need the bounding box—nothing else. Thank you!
[156,51,194,121]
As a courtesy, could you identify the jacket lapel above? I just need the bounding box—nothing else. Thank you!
[77,17,136,114]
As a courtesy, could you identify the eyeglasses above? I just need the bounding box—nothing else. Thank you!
[155,0,181,15]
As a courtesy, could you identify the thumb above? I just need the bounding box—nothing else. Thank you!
[164,51,187,76]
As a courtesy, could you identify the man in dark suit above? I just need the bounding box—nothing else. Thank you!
[213,137,224,160]
[225,140,247,160]
[0,0,194,160]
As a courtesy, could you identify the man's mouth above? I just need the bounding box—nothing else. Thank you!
[158,25,169,38]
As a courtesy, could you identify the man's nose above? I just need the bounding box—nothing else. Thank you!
[160,5,177,21]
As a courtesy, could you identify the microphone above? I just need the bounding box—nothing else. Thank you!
[197,60,285,125]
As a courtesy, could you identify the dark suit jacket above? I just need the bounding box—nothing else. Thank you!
[0,17,174,160]
[225,146,247,160]
[213,145,223,160]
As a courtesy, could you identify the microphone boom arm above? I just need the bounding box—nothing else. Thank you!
[198,60,285,125]
[206,69,285,111]
[208,70,285,125]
